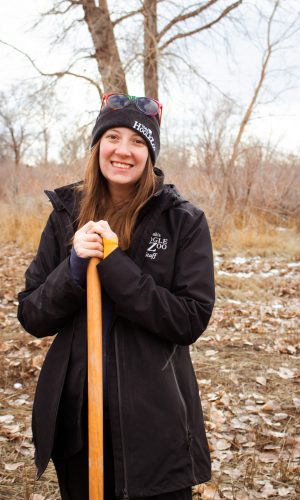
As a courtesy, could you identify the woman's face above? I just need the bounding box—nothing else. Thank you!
[99,127,149,194]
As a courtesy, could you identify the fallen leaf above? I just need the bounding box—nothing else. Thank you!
[32,354,44,370]
[273,412,289,421]
[228,373,239,385]
[195,484,221,500]
[205,349,218,357]
[264,442,281,449]
[223,468,241,479]
[260,481,277,496]
[230,418,248,430]
[207,393,219,402]
[215,438,231,450]
[256,376,267,386]
[198,379,211,385]
[5,462,24,471]
[277,367,298,379]
[0,414,14,424]
[210,406,226,427]
[242,441,255,448]
[278,486,295,496]
[267,429,286,438]
[261,400,279,412]
[13,398,28,406]
[219,393,230,407]
[259,451,284,463]
[293,397,300,408]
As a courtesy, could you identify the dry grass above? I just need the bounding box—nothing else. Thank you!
[0,202,51,252]
[213,216,300,258]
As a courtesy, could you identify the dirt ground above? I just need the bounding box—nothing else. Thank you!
[0,243,299,499]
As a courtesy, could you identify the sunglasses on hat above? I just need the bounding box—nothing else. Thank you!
[100,92,163,125]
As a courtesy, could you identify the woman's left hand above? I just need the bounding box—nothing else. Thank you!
[87,220,118,241]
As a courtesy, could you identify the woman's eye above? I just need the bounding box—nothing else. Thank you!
[107,134,118,140]
[134,138,146,145]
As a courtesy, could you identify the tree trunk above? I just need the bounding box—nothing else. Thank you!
[143,0,158,99]
[81,0,127,94]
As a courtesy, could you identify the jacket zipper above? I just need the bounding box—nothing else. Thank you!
[170,359,198,484]
[114,329,129,500]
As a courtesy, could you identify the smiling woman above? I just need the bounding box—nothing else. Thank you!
[17,92,215,500]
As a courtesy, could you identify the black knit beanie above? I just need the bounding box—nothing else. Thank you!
[91,101,160,164]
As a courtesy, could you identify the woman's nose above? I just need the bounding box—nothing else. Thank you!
[115,140,131,156]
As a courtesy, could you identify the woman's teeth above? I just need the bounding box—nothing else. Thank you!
[112,162,131,169]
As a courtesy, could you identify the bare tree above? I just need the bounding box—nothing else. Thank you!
[59,123,90,166]
[0,83,61,192]
[215,0,300,223]
[0,88,34,167]
[33,87,63,167]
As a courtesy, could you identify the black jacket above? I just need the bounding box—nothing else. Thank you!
[18,175,215,498]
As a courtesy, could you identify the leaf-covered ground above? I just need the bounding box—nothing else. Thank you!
[0,244,299,499]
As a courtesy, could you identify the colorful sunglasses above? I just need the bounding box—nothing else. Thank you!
[101,92,163,124]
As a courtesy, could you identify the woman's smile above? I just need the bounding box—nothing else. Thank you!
[111,161,133,169]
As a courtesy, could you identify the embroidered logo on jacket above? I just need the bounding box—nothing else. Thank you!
[145,232,168,260]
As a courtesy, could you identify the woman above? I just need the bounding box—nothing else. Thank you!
[18,93,215,500]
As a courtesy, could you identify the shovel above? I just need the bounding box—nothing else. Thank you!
[87,257,104,499]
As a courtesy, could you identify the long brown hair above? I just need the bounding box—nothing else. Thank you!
[76,140,158,249]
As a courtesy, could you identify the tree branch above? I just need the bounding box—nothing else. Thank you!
[112,8,143,27]
[159,0,242,51]
[158,0,220,41]
[0,40,102,97]
[41,2,77,16]
[161,50,236,103]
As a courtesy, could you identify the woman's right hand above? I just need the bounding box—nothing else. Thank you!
[73,221,104,260]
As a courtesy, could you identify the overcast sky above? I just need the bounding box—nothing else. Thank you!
[0,0,300,158]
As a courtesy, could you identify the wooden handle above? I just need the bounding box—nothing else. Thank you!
[87,257,104,500]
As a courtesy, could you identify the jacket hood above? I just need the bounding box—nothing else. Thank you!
[44,168,186,216]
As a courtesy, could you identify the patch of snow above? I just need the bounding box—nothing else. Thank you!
[285,271,300,279]
[287,262,300,268]
[231,256,247,265]
[218,270,253,278]
[260,269,280,277]
[250,256,261,262]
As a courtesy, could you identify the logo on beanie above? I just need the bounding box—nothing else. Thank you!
[133,121,156,151]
